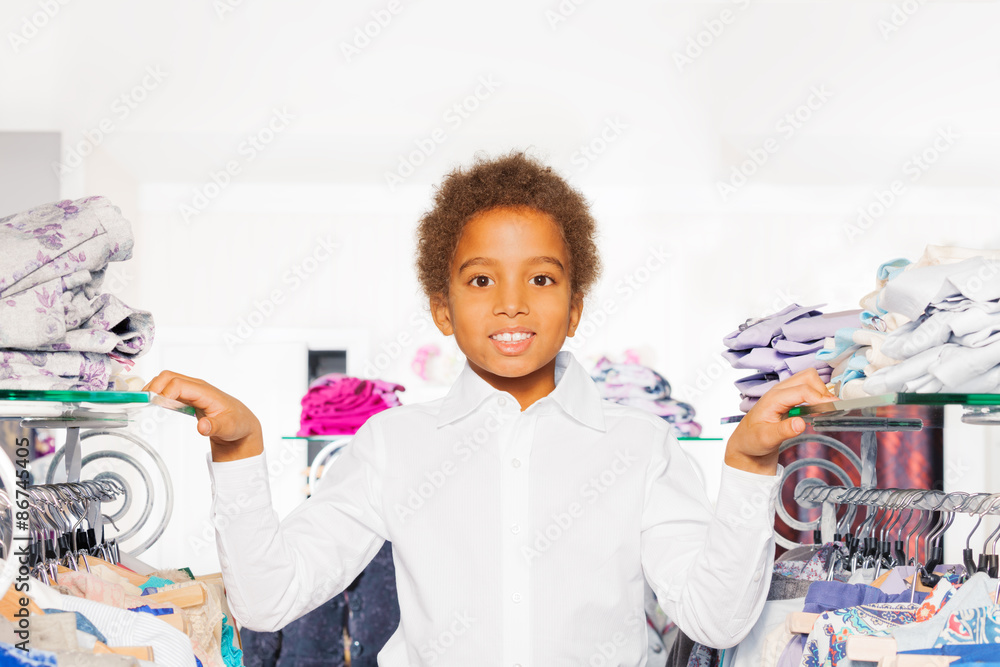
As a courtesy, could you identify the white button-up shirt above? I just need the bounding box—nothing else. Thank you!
[207,351,780,666]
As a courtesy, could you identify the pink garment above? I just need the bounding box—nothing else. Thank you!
[297,374,404,436]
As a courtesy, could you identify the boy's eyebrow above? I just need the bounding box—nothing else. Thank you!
[457,256,566,273]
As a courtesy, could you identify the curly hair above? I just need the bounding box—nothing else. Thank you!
[415,150,601,300]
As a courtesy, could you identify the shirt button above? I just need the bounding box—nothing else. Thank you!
[753,571,762,582]
[512,593,521,603]
[498,396,507,406]
[510,524,520,534]
[349,594,362,611]
[350,640,364,656]
[511,458,521,468]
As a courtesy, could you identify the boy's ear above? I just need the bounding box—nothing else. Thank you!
[566,292,584,337]
[429,293,454,336]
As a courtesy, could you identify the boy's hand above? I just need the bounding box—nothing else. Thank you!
[143,371,264,462]
[725,368,836,476]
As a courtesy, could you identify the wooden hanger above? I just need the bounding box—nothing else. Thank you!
[55,554,151,588]
[0,588,45,621]
[785,611,820,634]
[142,583,206,609]
[92,641,154,661]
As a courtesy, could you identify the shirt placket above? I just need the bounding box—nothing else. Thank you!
[497,396,536,667]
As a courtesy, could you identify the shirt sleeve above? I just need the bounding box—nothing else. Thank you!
[639,429,781,648]
[207,418,388,632]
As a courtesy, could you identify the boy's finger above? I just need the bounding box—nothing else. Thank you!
[159,377,224,415]
[144,371,206,394]
[757,384,833,416]
[755,415,807,447]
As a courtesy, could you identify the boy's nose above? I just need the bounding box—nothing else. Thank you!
[493,282,528,317]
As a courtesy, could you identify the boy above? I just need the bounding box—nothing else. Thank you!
[146,152,833,665]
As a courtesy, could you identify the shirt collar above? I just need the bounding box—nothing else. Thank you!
[435,350,606,432]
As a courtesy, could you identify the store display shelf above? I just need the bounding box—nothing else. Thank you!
[720,393,1000,429]
[0,389,195,424]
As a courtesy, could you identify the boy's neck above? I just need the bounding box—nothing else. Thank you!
[468,356,558,411]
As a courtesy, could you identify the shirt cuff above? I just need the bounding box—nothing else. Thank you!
[713,463,783,530]
[206,451,273,514]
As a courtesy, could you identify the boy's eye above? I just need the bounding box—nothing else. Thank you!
[471,275,494,287]
[532,275,555,286]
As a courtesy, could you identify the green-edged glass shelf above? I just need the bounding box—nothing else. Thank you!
[0,389,195,425]
[721,393,1000,429]
[283,435,723,441]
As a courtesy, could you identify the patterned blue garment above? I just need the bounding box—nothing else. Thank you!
[936,605,1000,646]
[802,604,918,667]
[0,642,59,666]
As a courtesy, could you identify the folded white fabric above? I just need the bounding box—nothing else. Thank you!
[880,256,1000,321]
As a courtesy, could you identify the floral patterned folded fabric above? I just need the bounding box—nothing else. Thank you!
[0,349,117,390]
[0,196,154,390]
[0,196,133,297]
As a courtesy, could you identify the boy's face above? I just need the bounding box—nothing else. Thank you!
[430,206,583,395]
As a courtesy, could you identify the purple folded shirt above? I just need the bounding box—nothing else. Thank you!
[723,304,825,351]
[780,309,864,343]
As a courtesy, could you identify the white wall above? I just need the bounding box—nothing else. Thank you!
[3,0,999,569]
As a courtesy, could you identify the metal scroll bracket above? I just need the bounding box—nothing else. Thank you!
[20,417,128,484]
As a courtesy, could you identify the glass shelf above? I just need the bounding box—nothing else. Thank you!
[721,393,1000,429]
[0,389,196,425]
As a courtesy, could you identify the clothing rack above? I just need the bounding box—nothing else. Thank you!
[795,485,1000,515]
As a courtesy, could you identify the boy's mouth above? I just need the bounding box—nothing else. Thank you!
[489,328,536,354]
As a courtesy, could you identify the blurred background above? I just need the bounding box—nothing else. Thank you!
[2,0,999,574]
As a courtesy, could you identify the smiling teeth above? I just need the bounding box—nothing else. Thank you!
[492,332,532,342]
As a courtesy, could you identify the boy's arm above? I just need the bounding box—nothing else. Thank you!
[640,432,778,648]
[145,372,388,632]
[208,421,388,632]
[640,369,834,647]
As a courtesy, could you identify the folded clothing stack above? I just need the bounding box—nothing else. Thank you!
[723,305,862,412]
[590,357,702,437]
[0,196,153,390]
[298,374,405,436]
[863,254,1000,394]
